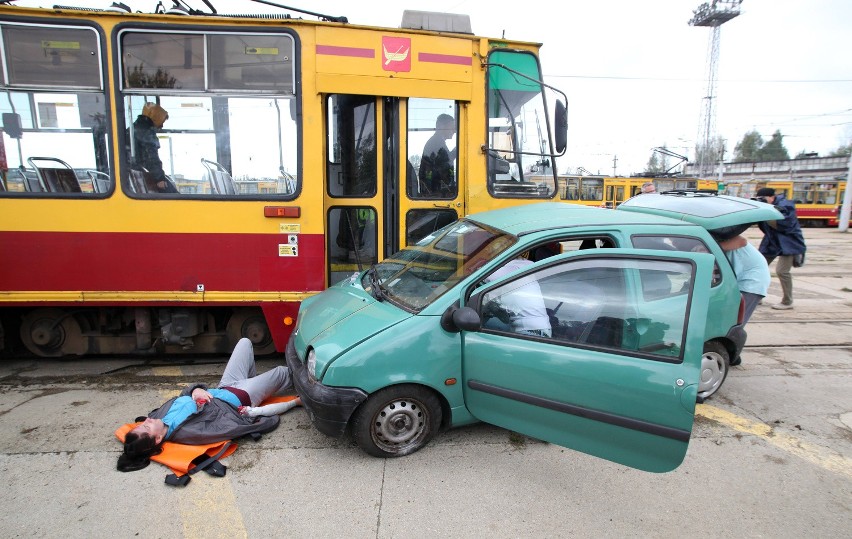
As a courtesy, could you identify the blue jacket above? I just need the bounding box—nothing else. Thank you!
[147,383,279,445]
[757,193,806,257]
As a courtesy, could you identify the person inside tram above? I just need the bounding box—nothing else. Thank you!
[641,182,656,194]
[419,113,456,195]
[118,338,301,472]
[132,102,178,193]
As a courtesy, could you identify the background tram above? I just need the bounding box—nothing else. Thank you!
[723,179,846,227]
[556,176,717,208]
[0,4,567,357]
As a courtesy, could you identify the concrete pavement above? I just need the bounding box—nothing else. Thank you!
[0,227,850,538]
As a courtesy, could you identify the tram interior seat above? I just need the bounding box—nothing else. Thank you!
[279,166,297,194]
[2,169,18,190]
[27,157,81,193]
[128,167,149,193]
[20,169,42,192]
[202,158,237,195]
[87,170,111,193]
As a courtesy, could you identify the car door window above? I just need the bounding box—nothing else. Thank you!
[632,234,722,286]
[478,256,695,360]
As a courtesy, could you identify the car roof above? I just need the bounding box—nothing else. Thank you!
[465,202,697,236]
[615,191,783,233]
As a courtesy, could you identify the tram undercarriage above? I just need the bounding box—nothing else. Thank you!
[2,306,275,358]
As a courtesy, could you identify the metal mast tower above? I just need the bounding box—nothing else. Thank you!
[689,0,742,177]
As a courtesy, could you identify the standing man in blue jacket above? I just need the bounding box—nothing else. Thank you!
[755,187,807,310]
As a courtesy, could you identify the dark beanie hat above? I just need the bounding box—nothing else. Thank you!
[755,187,775,197]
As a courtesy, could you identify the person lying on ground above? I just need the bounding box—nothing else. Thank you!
[118,338,300,472]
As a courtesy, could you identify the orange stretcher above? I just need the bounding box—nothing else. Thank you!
[115,395,297,486]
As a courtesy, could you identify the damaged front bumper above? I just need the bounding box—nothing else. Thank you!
[285,336,368,438]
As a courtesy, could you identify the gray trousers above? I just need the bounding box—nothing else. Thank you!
[218,338,293,406]
[765,255,794,305]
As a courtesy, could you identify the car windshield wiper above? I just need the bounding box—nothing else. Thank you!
[366,265,387,302]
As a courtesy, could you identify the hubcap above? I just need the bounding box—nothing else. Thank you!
[371,398,427,452]
[699,351,724,395]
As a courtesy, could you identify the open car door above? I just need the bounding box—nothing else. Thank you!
[460,249,714,472]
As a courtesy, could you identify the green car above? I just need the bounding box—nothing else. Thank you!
[286,197,780,471]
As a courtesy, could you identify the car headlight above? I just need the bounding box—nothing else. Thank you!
[306,348,317,382]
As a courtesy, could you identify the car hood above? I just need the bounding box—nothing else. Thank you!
[294,282,411,363]
[616,193,783,238]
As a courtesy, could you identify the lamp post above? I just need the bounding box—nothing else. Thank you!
[839,153,852,232]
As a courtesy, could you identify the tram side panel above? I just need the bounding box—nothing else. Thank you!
[0,13,320,356]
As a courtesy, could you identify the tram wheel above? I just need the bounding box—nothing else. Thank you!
[20,308,85,357]
[226,308,275,356]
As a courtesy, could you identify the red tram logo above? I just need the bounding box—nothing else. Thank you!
[382,36,411,72]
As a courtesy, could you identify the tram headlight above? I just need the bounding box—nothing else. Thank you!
[306,348,317,382]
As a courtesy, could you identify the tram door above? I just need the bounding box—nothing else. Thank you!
[604,183,625,208]
[325,94,464,285]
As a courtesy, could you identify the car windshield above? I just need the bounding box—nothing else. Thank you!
[361,219,516,311]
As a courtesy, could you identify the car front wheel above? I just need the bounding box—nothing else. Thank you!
[698,341,729,400]
[351,384,442,458]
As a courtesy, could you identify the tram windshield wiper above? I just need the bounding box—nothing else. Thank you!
[366,265,386,302]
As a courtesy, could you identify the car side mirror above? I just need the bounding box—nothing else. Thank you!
[440,304,481,333]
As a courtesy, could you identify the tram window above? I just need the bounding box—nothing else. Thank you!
[560,177,580,200]
[328,207,378,285]
[122,33,205,91]
[486,50,557,199]
[1,90,111,196]
[122,32,296,94]
[208,34,294,94]
[792,183,812,204]
[123,95,297,196]
[656,180,675,192]
[1,24,101,89]
[406,209,458,246]
[820,184,837,205]
[120,30,300,198]
[327,94,377,198]
[580,178,604,201]
[407,98,458,200]
[0,23,110,197]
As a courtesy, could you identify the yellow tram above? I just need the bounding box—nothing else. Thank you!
[0,4,567,356]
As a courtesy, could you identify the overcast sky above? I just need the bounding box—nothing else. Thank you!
[13,0,852,176]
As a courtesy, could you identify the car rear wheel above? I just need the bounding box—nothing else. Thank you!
[698,341,729,400]
[351,385,442,458]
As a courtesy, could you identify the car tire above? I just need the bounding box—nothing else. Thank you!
[351,384,442,458]
[698,341,729,401]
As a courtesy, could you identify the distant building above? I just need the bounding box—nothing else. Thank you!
[685,155,848,184]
